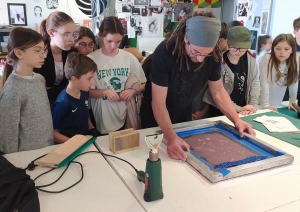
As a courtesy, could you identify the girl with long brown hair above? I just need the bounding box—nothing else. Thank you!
[0,27,53,153]
[34,11,78,103]
[88,16,146,134]
[260,33,299,111]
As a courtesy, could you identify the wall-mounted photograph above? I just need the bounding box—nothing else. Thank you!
[253,16,260,28]
[132,7,141,15]
[122,4,131,13]
[46,0,59,9]
[260,10,269,35]
[7,3,28,26]
[250,30,257,50]
[173,3,193,22]
[134,0,149,6]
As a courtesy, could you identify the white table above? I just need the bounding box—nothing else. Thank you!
[4,145,145,212]
[95,110,300,212]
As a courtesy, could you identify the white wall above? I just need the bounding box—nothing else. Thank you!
[0,0,92,29]
[269,0,300,38]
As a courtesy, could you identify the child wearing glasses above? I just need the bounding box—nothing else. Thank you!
[52,53,98,143]
[74,26,96,55]
[203,26,260,117]
[88,17,146,135]
[259,34,299,112]
[34,11,78,104]
[0,27,53,153]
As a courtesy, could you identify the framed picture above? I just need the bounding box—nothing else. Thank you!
[134,0,149,6]
[7,3,27,26]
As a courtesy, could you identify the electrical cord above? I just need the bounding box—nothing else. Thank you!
[92,142,139,173]
[31,151,98,194]
[24,153,47,170]
[35,161,83,194]
[93,142,145,182]
[26,142,145,194]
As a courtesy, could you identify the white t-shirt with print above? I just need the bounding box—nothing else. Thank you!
[88,49,146,134]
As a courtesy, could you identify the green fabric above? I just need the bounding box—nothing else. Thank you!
[241,111,300,148]
[277,107,298,119]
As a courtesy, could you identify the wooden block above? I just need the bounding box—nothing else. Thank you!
[109,128,140,154]
[36,135,92,167]
[109,128,134,152]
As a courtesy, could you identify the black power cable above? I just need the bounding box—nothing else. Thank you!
[93,143,146,182]
[27,143,145,194]
[31,151,99,193]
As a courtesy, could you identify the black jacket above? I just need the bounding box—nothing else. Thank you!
[34,46,76,100]
[0,156,40,212]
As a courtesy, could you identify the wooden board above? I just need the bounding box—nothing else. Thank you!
[36,135,92,167]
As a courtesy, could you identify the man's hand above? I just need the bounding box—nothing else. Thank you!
[239,104,257,115]
[119,89,136,101]
[234,119,256,137]
[106,90,120,102]
[167,136,190,161]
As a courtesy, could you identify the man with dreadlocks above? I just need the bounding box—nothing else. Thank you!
[140,12,255,161]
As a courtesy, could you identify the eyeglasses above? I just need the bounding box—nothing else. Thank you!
[52,29,79,40]
[229,46,248,52]
[15,48,48,57]
[188,44,213,57]
[32,49,48,57]
[78,42,95,48]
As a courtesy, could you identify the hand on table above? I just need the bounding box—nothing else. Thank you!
[264,106,278,112]
[234,119,256,137]
[239,104,257,116]
[167,136,190,161]
[288,103,297,112]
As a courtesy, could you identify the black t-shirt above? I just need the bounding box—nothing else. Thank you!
[143,39,221,117]
[223,51,248,107]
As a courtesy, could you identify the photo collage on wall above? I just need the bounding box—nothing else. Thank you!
[235,0,271,52]
[116,0,194,38]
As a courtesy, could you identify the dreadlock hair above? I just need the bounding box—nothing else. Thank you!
[165,11,222,72]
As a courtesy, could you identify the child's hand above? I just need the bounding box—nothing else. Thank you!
[106,90,119,102]
[288,103,297,112]
[240,104,257,115]
[119,89,136,101]
[264,106,278,112]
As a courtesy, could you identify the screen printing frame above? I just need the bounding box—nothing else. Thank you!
[161,121,294,183]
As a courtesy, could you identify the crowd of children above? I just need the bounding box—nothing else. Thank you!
[0,12,146,153]
[0,12,299,155]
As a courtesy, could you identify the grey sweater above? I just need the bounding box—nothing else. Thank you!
[0,72,53,153]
